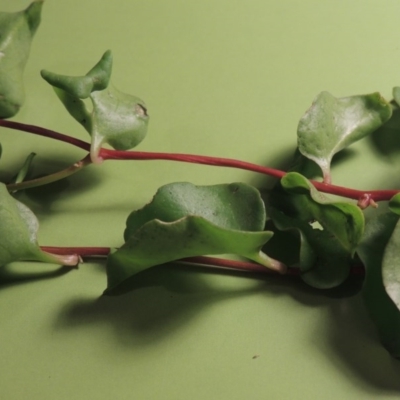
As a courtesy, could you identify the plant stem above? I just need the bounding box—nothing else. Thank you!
[1,119,399,202]
[6,154,91,191]
[40,246,365,278]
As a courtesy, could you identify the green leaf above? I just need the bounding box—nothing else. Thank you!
[358,213,400,358]
[382,216,400,311]
[0,183,78,267]
[0,1,43,118]
[281,172,364,253]
[267,172,364,288]
[41,51,149,163]
[124,182,267,240]
[41,50,112,99]
[393,87,400,108]
[13,152,36,186]
[297,91,392,183]
[106,182,283,293]
[389,193,400,215]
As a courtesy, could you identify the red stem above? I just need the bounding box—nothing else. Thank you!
[40,246,365,277]
[1,119,398,202]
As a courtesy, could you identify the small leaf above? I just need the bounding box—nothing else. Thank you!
[41,51,149,163]
[358,213,400,357]
[105,182,283,292]
[281,172,364,253]
[13,152,36,186]
[0,183,78,267]
[297,91,392,183]
[267,172,364,288]
[41,50,112,99]
[0,1,43,118]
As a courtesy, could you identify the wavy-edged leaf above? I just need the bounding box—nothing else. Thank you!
[358,213,400,358]
[124,182,267,240]
[106,182,284,293]
[298,91,392,183]
[106,216,275,293]
[41,51,149,163]
[267,172,364,288]
[0,183,78,267]
[0,1,43,118]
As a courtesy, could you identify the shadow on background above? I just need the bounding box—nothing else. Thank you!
[0,264,72,288]
[52,258,400,392]
[369,107,400,160]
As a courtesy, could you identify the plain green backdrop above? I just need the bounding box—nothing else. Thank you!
[1,1,400,399]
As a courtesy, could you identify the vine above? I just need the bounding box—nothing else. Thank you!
[2,1,400,359]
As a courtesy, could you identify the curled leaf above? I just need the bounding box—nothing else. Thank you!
[41,51,149,163]
[297,91,392,183]
[0,1,43,118]
[267,172,364,288]
[105,182,283,293]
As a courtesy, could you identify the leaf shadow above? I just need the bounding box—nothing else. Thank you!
[259,276,400,392]
[369,107,400,160]
[13,161,102,214]
[0,264,72,288]
[54,264,272,346]
[53,261,400,391]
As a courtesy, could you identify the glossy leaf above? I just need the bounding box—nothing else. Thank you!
[267,172,364,288]
[0,183,78,267]
[297,91,392,183]
[0,1,43,118]
[106,182,282,292]
[358,213,400,358]
[41,51,149,163]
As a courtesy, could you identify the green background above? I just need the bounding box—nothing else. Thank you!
[1,0,400,398]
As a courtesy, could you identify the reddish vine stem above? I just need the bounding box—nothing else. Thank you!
[1,119,399,202]
[41,246,365,278]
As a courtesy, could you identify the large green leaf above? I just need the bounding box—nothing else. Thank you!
[267,172,364,288]
[297,91,392,183]
[0,183,78,267]
[124,182,267,240]
[41,51,149,163]
[106,182,283,293]
[357,213,400,358]
[0,1,42,118]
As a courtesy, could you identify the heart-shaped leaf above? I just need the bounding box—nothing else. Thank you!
[0,1,43,118]
[0,183,78,267]
[297,91,392,183]
[105,182,284,293]
[357,213,400,358]
[267,172,364,288]
[41,51,149,163]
